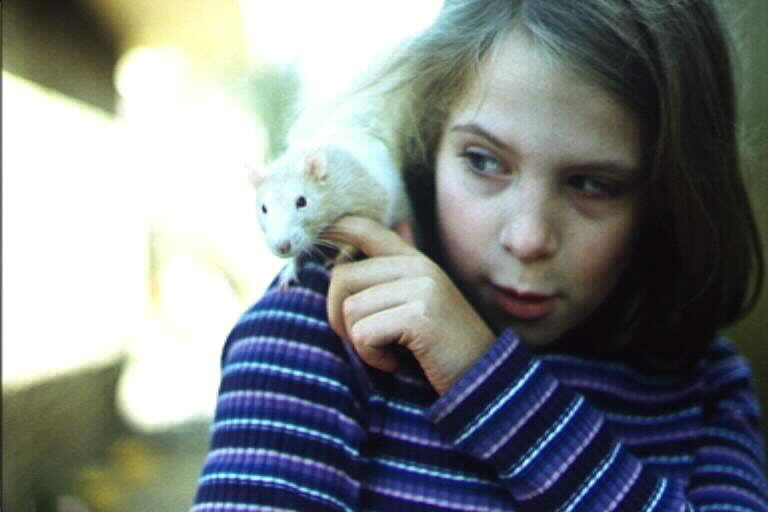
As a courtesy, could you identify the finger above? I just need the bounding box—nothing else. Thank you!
[349,303,424,372]
[338,278,416,339]
[394,222,415,247]
[350,339,399,373]
[327,257,428,338]
[327,266,354,341]
[324,216,418,258]
[335,255,427,293]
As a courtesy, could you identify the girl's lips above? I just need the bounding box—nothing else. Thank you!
[491,284,556,321]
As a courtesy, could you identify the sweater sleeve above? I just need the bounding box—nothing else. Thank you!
[192,263,367,512]
[426,330,768,511]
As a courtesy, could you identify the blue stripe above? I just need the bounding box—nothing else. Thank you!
[213,418,358,457]
[199,473,354,512]
[641,478,667,512]
[240,309,331,330]
[222,361,350,393]
[558,442,621,512]
[503,395,585,479]
[456,361,541,445]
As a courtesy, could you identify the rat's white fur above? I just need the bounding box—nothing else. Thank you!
[253,105,412,288]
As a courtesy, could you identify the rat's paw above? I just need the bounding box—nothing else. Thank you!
[276,260,300,290]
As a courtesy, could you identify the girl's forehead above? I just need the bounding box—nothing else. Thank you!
[468,30,607,110]
[448,30,645,171]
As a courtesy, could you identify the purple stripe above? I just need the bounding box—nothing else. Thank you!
[192,503,295,511]
[368,424,449,449]
[484,379,558,459]
[264,284,327,303]
[218,390,360,430]
[689,485,768,507]
[431,334,519,422]
[227,336,346,367]
[603,459,643,512]
[206,447,359,488]
[558,377,703,403]
[515,408,604,500]
[697,446,766,476]
[363,483,509,512]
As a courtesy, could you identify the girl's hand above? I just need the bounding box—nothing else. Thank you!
[326,216,495,395]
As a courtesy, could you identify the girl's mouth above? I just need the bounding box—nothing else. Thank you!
[491,284,557,321]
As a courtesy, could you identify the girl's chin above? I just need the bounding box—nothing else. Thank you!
[485,310,564,346]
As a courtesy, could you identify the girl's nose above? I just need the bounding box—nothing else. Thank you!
[499,200,559,262]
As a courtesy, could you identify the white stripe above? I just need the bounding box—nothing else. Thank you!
[641,478,667,512]
[503,396,585,478]
[375,457,492,485]
[222,361,350,394]
[484,379,558,459]
[218,390,361,431]
[213,418,359,457]
[364,483,508,512]
[431,335,519,422]
[192,502,295,511]
[207,447,359,488]
[368,425,447,449]
[199,473,353,512]
[456,360,541,445]
[227,336,346,367]
[239,309,331,330]
[558,442,621,512]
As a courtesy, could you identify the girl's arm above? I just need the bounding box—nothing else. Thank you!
[192,262,367,512]
[427,331,768,511]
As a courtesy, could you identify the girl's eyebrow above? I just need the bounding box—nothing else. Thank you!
[449,122,641,178]
[450,123,510,151]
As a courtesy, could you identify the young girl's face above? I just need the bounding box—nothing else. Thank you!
[435,29,645,346]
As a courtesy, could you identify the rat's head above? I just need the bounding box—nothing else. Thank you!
[252,151,331,259]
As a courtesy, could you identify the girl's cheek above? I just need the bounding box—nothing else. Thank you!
[577,219,636,295]
[436,164,485,262]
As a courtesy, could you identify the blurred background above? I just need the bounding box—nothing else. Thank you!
[2,1,766,511]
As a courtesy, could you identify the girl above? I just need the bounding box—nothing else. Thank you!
[193,0,767,510]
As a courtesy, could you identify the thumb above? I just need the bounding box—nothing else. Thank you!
[394,222,415,247]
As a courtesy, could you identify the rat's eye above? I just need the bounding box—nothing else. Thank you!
[261,204,267,214]
[296,196,307,208]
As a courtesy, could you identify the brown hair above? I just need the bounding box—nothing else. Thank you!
[357,0,764,364]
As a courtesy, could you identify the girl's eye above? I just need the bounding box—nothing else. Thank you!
[568,175,625,198]
[296,196,307,208]
[460,148,502,175]
[261,204,268,214]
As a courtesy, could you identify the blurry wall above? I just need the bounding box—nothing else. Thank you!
[3,0,119,112]
[3,1,129,510]
[724,0,768,429]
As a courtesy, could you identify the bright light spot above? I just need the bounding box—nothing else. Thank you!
[240,0,442,102]
[115,46,188,103]
[107,43,279,431]
[2,72,145,389]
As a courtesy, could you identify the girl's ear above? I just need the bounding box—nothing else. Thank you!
[304,151,329,184]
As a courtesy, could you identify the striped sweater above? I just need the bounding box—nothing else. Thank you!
[193,261,768,511]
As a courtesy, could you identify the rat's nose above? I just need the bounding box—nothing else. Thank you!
[277,241,292,256]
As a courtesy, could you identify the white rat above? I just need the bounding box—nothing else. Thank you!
[252,123,412,289]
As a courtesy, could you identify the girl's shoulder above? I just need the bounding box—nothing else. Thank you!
[693,336,762,421]
[695,336,758,390]
[216,258,372,426]
[221,259,337,366]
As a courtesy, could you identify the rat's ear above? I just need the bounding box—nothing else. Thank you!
[304,151,328,183]
[245,161,267,187]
